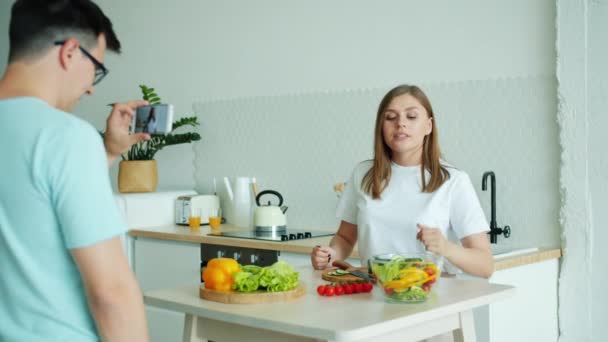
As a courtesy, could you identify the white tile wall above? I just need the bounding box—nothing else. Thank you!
[193,76,559,250]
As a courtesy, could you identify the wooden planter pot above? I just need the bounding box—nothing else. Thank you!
[118,160,158,193]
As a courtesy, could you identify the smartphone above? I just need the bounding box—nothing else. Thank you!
[131,104,174,134]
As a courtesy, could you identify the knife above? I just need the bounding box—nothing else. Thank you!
[332,260,374,282]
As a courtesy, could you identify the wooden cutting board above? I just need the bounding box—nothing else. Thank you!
[321,267,370,283]
[199,283,306,304]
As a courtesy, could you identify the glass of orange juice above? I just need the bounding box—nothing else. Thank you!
[208,216,221,229]
[189,207,201,229]
[209,207,222,229]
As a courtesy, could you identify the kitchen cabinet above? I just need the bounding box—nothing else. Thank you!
[460,258,559,342]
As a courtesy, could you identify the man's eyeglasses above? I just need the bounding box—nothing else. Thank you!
[54,41,109,85]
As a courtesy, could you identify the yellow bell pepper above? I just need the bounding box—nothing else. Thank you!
[202,258,241,291]
[384,268,428,290]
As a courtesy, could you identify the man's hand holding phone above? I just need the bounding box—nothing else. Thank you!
[104,100,151,166]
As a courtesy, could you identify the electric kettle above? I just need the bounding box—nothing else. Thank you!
[253,190,288,232]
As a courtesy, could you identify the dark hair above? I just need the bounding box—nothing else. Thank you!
[8,0,121,62]
[147,107,156,122]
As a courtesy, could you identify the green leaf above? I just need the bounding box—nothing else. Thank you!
[148,97,161,105]
[172,116,199,131]
[139,84,161,103]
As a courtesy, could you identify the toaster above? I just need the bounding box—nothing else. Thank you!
[175,195,220,225]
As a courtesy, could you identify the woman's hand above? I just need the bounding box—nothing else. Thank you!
[310,246,336,270]
[416,223,454,257]
[104,100,151,166]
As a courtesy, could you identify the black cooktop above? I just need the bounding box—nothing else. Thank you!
[212,229,334,242]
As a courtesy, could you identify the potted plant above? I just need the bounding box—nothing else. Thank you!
[117,85,201,193]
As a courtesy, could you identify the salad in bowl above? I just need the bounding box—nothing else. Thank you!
[371,253,440,303]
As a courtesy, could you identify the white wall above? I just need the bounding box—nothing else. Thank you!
[2,0,557,192]
[589,1,608,341]
[0,0,559,193]
[188,1,558,249]
[557,1,607,341]
[193,77,559,253]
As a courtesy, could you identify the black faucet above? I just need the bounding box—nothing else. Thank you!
[482,171,511,244]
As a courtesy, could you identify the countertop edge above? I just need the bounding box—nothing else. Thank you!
[128,226,562,271]
[493,248,562,271]
[128,228,329,255]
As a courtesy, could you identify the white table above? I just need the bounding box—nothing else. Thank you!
[144,267,514,342]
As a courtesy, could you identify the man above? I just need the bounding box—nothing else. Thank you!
[0,0,149,340]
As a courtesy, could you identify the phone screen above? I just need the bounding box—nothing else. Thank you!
[132,104,173,134]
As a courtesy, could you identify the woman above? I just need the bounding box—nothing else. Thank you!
[144,107,157,133]
[311,84,493,278]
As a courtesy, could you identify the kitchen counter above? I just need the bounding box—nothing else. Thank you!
[129,223,338,256]
[128,224,562,271]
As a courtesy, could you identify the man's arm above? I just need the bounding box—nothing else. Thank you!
[104,101,151,167]
[72,237,149,341]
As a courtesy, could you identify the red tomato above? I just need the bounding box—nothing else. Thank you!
[362,282,373,293]
[317,285,326,296]
[354,282,364,293]
[384,287,394,295]
[343,283,354,295]
[422,284,431,292]
[324,285,335,297]
[425,277,436,285]
[334,284,344,296]
[424,267,436,276]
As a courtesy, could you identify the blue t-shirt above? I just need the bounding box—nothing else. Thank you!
[0,97,127,341]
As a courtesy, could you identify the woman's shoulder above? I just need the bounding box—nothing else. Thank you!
[440,164,474,188]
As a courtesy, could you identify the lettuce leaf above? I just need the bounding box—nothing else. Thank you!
[233,261,299,293]
[232,271,260,292]
[258,261,299,292]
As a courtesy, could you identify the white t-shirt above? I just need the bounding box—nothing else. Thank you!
[336,160,489,272]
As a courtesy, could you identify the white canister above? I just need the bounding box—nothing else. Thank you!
[232,177,253,228]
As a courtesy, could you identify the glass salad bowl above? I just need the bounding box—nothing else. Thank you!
[370,252,440,303]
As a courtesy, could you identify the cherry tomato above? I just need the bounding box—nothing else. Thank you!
[324,285,335,297]
[362,282,373,293]
[334,284,344,296]
[422,284,431,292]
[317,285,326,296]
[425,277,436,285]
[354,282,364,293]
[343,283,354,295]
[424,267,436,276]
[384,287,394,295]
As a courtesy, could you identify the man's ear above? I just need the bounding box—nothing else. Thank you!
[58,38,80,70]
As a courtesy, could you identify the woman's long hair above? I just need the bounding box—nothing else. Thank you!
[362,85,449,198]
[147,107,156,123]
